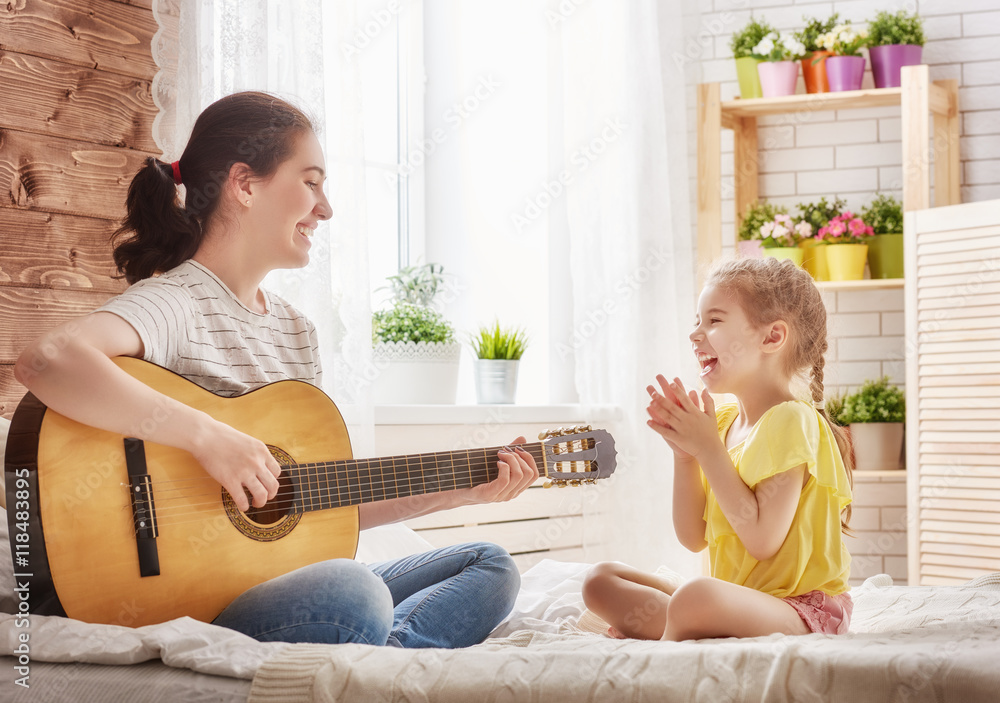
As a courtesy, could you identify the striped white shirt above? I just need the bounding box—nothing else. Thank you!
[97,260,322,396]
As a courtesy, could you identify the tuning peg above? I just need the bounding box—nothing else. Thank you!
[542,480,554,489]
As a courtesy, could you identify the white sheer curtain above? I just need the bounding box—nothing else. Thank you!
[151,0,375,455]
[555,0,701,575]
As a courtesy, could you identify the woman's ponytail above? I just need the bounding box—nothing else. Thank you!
[112,157,202,284]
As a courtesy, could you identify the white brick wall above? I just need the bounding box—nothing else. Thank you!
[846,474,908,585]
[683,0,1000,398]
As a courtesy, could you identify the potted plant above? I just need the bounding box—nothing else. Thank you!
[867,10,925,89]
[469,321,528,404]
[839,377,905,471]
[737,200,784,258]
[758,212,811,266]
[795,13,840,94]
[751,31,807,98]
[730,17,775,100]
[861,193,904,279]
[796,196,846,280]
[816,209,874,281]
[816,21,869,92]
[371,262,461,404]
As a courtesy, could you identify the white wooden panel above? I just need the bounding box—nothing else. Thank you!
[908,199,1000,586]
[404,483,592,530]
[513,547,587,573]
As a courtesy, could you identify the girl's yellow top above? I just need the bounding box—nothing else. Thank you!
[703,400,852,597]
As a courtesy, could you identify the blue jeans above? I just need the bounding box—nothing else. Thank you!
[212,542,519,648]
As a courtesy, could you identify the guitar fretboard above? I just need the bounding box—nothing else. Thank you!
[286,443,549,512]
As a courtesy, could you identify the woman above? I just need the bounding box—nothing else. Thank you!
[15,91,536,647]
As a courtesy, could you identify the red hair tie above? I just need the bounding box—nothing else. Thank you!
[170,160,182,185]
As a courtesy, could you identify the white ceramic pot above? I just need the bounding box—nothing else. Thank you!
[849,422,904,471]
[372,342,461,404]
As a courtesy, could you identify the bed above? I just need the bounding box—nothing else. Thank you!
[3,495,1000,703]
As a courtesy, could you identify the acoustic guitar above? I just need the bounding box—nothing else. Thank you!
[4,357,617,627]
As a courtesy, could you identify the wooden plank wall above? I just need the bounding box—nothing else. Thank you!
[0,0,160,417]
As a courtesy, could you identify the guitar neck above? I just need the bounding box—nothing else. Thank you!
[287,443,547,512]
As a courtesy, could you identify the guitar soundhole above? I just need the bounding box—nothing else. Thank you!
[244,473,295,525]
[222,445,302,542]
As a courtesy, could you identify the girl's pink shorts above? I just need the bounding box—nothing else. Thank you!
[783,590,853,635]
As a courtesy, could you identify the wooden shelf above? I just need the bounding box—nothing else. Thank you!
[697,65,961,272]
[854,469,906,478]
[814,278,904,292]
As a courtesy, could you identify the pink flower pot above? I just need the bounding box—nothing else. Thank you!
[757,61,799,98]
[869,44,923,89]
[737,240,763,258]
[825,55,866,92]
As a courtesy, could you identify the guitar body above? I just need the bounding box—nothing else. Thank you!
[7,357,359,627]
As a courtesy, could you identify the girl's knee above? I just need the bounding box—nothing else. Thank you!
[582,562,621,607]
[665,577,717,639]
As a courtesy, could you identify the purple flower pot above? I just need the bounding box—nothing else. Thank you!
[869,44,923,89]
[825,55,866,92]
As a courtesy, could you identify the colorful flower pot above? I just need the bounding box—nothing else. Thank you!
[737,240,764,258]
[757,61,799,98]
[825,243,868,281]
[764,246,804,267]
[867,233,904,279]
[801,51,831,94]
[869,44,923,89]
[735,57,763,99]
[825,55,866,92]
[800,239,829,281]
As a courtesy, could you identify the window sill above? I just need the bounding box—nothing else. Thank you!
[374,404,623,426]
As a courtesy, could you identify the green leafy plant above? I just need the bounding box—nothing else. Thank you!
[867,10,925,47]
[730,17,775,59]
[795,13,840,53]
[470,321,528,360]
[373,262,456,344]
[738,200,786,242]
[861,193,903,235]
[381,262,446,307]
[839,376,905,424]
[372,303,455,344]
[796,196,847,235]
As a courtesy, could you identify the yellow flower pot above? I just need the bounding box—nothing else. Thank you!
[825,243,868,281]
[799,239,829,281]
[764,246,804,267]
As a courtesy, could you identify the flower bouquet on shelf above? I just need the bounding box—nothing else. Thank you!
[796,196,846,280]
[795,13,840,93]
[861,193,904,279]
[751,31,807,97]
[758,213,811,266]
[730,17,775,99]
[737,200,784,258]
[816,22,869,92]
[816,209,875,281]
[867,10,925,89]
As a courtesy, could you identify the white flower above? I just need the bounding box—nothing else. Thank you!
[795,221,813,238]
[760,221,775,237]
[772,224,789,240]
[752,35,775,57]
[778,32,806,59]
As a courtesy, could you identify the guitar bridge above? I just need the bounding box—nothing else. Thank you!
[124,438,161,578]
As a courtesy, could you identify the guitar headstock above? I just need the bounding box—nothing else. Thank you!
[538,425,617,486]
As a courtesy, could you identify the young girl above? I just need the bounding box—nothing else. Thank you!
[583,257,853,641]
[14,91,537,648]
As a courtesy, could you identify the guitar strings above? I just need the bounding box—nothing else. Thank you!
[121,441,592,531]
[130,448,537,529]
